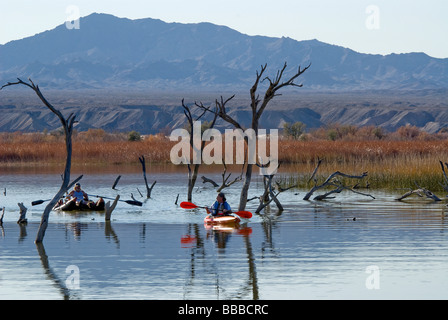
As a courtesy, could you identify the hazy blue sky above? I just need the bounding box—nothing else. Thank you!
[1,0,447,58]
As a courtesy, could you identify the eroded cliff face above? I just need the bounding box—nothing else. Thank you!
[0,89,446,134]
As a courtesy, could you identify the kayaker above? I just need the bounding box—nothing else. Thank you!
[207,192,232,217]
[67,183,89,205]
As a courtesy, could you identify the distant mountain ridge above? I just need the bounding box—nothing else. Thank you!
[1,13,447,90]
[1,89,447,134]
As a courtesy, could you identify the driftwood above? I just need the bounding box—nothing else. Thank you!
[396,182,441,202]
[105,195,120,221]
[396,188,441,201]
[303,161,374,201]
[395,161,447,202]
[139,155,156,198]
[312,183,375,201]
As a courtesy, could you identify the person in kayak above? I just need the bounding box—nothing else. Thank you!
[207,192,232,217]
[67,183,89,205]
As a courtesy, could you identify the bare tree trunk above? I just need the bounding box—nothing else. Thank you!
[139,155,156,198]
[0,207,5,225]
[111,175,121,190]
[105,195,120,221]
[187,163,200,202]
[1,78,79,243]
[182,99,218,202]
[17,203,28,224]
[239,163,253,211]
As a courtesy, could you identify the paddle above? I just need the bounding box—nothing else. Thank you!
[180,201,252,219]
[31,199,53,206]
[88,194,143,207]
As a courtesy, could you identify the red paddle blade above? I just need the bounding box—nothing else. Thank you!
[234,211,252,219]
[180,201,198,209]
[180,235,197,248]
[181,235,197,244]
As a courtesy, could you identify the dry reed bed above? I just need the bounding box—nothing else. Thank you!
[1,137,448,190]
[278,140,448,190]
[0,136,173,164]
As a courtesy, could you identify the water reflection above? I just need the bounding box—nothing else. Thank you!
[10,220,261,299]
[2,181,448,299]
[181,223,258,300]
[35,242,72,300]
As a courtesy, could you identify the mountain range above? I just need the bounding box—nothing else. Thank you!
[0,13,447,134]
[1,12,447,91]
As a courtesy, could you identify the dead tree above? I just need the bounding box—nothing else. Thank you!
[201,160,243,192]
[303,159,374,200]
[395,160,446,202]
[182,99,218,201]
[0,207,5,225]
[201,176,219,188]
[254,162,297,213]
[139,155,156,198]
[199,62,310,211]
[396,186,441,202]
[216,161,243,192]
[439,161,448,193]
[111,175,121,190]
[105,195,120,221]
[17,203,28,224]
[1,78,81,243]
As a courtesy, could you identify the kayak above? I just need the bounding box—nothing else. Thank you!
[204,215,240,225]
[54,198,105,211]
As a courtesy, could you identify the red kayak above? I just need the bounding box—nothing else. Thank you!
[204,215,240,225]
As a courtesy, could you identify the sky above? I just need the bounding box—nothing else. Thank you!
[0,0,447,59]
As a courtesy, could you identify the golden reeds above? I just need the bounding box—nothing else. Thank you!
[1,130,448,191]
[277,140,448,190]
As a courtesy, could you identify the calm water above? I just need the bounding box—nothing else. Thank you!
[1,170,448,299]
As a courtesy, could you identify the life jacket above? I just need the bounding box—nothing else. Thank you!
[211,201,231,215]
[72,190,85,202]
